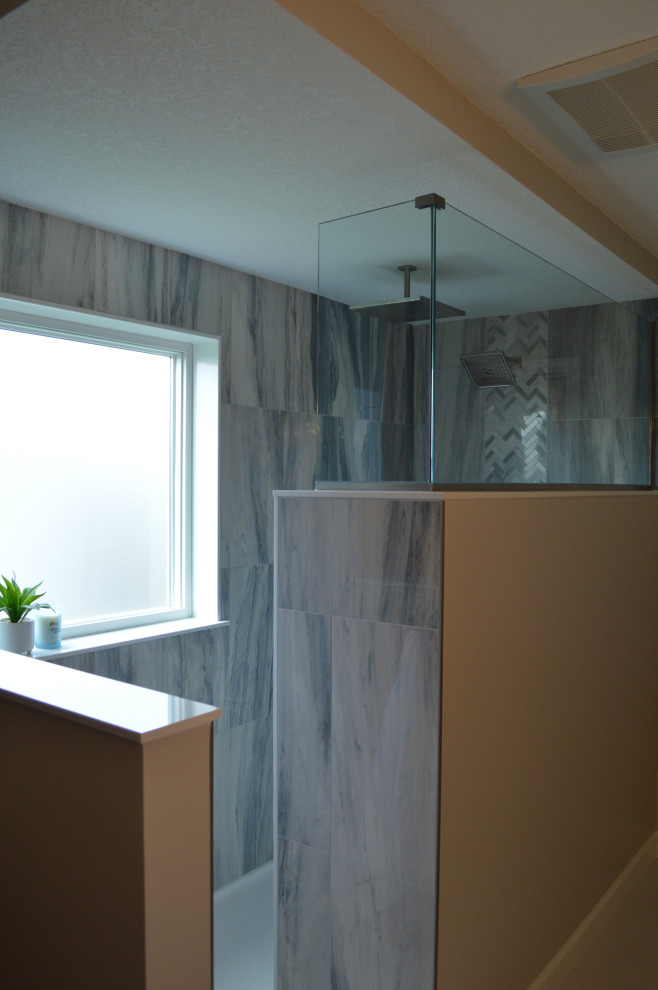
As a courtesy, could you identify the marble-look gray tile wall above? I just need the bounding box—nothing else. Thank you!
[275,493,442,990]
[434,301,654,485]
[434,316,488,482]
[0,197,428,890]
[0,199,321,890]
[622,298,658,487]
[547,302,652,484]
[316,297,430,483]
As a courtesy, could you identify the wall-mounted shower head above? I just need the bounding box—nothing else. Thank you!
[460,351,521,388]
[350,264,465,324]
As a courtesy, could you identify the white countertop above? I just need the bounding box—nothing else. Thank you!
[0,650,221,742]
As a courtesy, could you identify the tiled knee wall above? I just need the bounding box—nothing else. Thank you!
[275,493,443,990]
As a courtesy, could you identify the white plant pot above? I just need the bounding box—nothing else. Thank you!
[0,618,35,655]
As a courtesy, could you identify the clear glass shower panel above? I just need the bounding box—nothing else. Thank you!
[317,197,653,487]
[316,199,433,484]
[434,204,652,486]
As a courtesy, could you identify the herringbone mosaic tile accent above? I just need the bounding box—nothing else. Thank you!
[484,313,548,483]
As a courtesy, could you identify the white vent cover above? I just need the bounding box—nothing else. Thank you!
[517,36,658,153]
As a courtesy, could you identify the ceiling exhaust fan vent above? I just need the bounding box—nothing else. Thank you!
[548,60,658,152]
[517,36,658,154]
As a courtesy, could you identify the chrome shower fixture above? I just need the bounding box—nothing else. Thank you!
[350,264,465,324]
[460,350,521,388]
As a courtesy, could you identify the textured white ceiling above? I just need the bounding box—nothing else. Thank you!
[352,0,658,258]
[1,0,657,307]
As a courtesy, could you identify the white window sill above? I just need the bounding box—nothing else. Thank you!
[31,617,229,660]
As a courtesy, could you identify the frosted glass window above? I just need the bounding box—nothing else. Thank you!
[0,327,188,634]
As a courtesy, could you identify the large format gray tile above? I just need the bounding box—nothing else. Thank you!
[180,626,227,708]
[316,415,373,483]
[412,323,431,428]
[436,316,487,370]
[213,715,273,889]
[331,616,440,888]
[163,249,204,329]
[222,405,317,569]
[316,301,427,434]
[370,319,416,426]
[87,647,132,682]
[612,309,652,418]
[330,856,436,990]
[94,226,169,323]
[547,302,649,424]
[316,299,371,420]
[277,838,331,990]
[280,285,316,415]
[114,635,186,696]
[332,498,442,628]
[433,317,487,483]
[374,421,416,481]
[282,410,317,493]
[5,204,96,309]
[0,199,8,291]
[547,418,613,483]
[547,417,651,485]
[55,631,223,704]
[413,423,431,482]
[276,496,332,615]
[231,272,315,414]
[277,609,331,852]
[221,403,284,568]
[548,304,616,421]
[317,303,427,433]
[46,637,186,697]
[622,296,658,322]
[613,417,652,485]
[434,362,486,482]
[166,250,230,339]
[44,649,99,675]
[221,564,273,727]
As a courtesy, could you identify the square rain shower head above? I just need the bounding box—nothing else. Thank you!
[350,266,465,323]
[460,351,517,388]
[350,296,465,323]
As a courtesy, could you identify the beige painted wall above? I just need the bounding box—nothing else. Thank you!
[438,492,658,990]
[0,699,214,990]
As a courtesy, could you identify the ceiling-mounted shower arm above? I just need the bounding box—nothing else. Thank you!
[398,264,417,299]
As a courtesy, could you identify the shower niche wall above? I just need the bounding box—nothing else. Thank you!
[316,195,653,487]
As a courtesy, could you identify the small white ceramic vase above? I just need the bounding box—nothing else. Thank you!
[0,618,35,655]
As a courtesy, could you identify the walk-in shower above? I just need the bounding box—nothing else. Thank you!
[275,192,655,990]
[315,194,654,487]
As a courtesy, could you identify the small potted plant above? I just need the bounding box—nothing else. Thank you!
[0,573,52,655]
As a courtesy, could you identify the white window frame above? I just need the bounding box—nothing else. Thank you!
[0,294,221,649]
